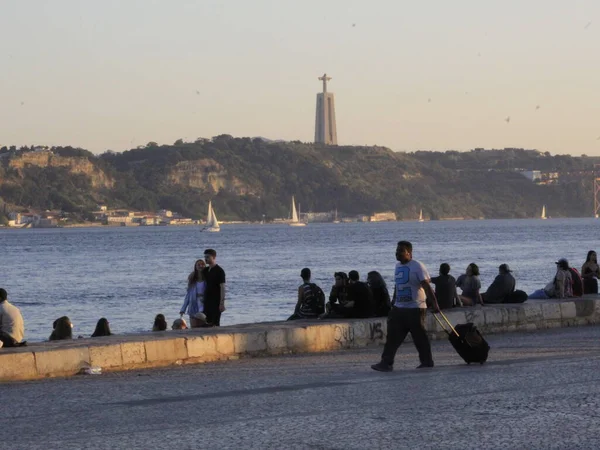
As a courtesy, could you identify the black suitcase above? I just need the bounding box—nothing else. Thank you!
[434,312,490,365]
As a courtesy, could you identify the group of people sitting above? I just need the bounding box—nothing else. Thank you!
[288,268,392,320]
[529,251,600,299]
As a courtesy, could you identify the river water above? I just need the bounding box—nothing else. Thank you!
[1,219,597,342]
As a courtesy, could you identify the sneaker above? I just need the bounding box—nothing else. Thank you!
[416,363,434,369]
[371,361,393,372]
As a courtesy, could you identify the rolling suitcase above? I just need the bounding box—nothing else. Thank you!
[433,311,490,364]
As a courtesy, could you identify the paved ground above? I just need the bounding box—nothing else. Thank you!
[1,326,600,450]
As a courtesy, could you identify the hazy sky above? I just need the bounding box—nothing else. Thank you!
[1,0,599,155]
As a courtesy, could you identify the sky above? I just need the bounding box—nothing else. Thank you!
[0,0,599,156]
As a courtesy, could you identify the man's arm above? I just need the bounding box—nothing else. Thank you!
[219,283,226,312]
[421,280,440,312]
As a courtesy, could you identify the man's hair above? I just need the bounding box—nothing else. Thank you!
[204,249,217,257]
[0,288,6,302]
[440,263,450,276]
[300,268,311,279]
[397,241,412,252]
[348,270,360,281]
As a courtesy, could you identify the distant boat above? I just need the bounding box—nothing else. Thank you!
[541,205,547,220]
[203,200,220,232]
[418,209,424,222]
[289,196,306,227]
[333,208,340,224]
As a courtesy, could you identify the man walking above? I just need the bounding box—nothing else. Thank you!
[372,241,439,372]
[203,249,226,326]
[0,288,26,347]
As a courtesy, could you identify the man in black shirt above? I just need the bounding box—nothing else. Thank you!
[430,263,460,309]
[202,249,226,326]
[347,270,375,318]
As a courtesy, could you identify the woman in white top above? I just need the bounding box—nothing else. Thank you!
[180,259,207,328]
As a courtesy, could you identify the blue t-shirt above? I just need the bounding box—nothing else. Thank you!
[394,259,430,309]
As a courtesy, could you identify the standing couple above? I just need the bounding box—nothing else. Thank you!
[180,249,226,328]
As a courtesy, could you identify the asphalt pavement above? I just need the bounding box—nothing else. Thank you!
[1,325,600,450]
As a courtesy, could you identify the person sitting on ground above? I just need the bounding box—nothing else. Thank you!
[346,270,375,318]
[367,271,391,317]
[49,316,73,341]
[180,259,208,328]
[91,318,112,337]
[171,318,188,330]
[581,250,600,294]
[0,288,26,347]
[288,268,325,320]
[481,264,516,304]
[152,314,168,331]
[320,272,353,319]
[456,263,484,306]
[430,263,460,309]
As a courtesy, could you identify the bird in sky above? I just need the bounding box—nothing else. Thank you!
[196,90,200,95]
[505,116,511,124]
[428,98,431,103]
[352,23,356,27]
[535,105,541,110]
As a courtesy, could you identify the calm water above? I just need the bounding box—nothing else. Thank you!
[1,219,597,342]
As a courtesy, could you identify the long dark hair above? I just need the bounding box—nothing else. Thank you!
[468,263,480,276]
[367,271,387,289]
[585,250,597,263]
[188,259,206,287]
[50,316,72,341]
[91,318,112,337]
[153,314,167,331]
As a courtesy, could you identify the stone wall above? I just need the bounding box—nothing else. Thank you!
[1,298,599,382]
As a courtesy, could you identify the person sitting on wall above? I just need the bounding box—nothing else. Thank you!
[0,288,26,347]
[581,250,600,294]
[430,263,460,309]
[171,318,188,330]
[346,270,375,318]
[320,272,353,319]
[367,271,391,317]
[91,318,112,337]
[49,316,73,341]
[456,263,484,306]
[152,314,168,331]
[481,264,516,304]
[529,258,573,299]
[288,268,325,320]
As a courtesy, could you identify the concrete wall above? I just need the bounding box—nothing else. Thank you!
[2,298,600,382]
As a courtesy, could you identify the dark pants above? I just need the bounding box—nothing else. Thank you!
[204,301,222,326]
[0,331,18,347]
[381,307,433,366]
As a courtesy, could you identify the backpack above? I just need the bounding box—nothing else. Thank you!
[569,268,583,297]
[309,283,326,314]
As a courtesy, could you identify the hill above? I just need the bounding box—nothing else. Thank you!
[0,139,598,221]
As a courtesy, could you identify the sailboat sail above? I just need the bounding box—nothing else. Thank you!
[204,201,220,231]
[289,196,306,227]
[291,196,299,222]
[541,205,547,220]
[419,209,423,221]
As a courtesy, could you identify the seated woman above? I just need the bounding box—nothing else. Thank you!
[152,314,168,331]
[456,263,484,306]
[91,318,112,337]
[581,250,600,294]
[320,272,353,319]
[430,263,460,309]
[367,271,391,317]
[49,316,73,341]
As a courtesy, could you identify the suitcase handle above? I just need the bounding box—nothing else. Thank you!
[432,310,460,337]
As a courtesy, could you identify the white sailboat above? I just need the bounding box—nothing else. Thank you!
[418,209,424,222]
[333,208,340,224]
[289,196,306,227]
[540,205,547,220]
[203,200,221,232]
